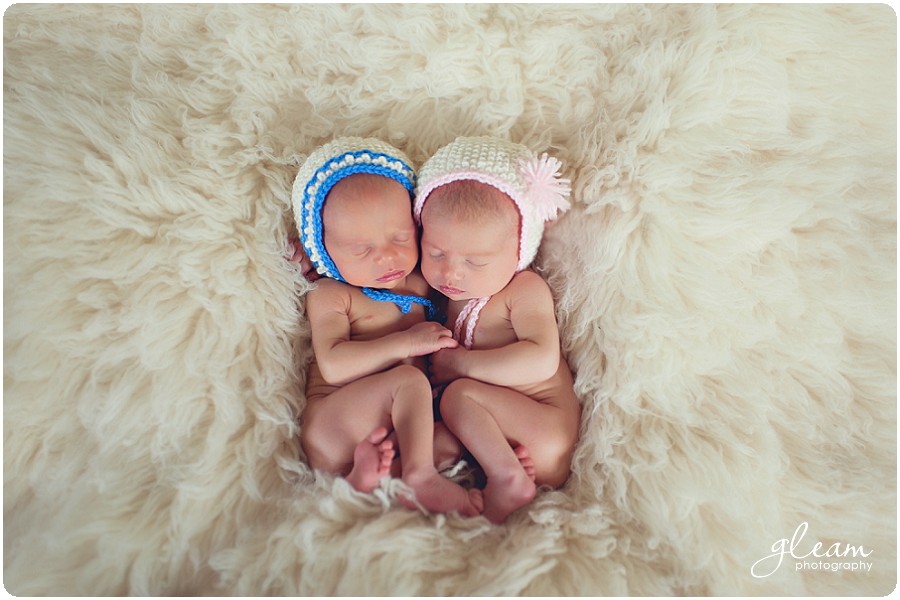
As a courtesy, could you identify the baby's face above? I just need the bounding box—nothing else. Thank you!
[420,209,519,301]
[322,174,418,289]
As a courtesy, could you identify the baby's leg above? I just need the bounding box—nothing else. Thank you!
[385,369,482,516]
[302,365,481,514]
[440,379,577,523]
[381,423,465,478]
[301,366,423,485]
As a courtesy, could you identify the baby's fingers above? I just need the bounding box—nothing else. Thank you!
[436,335,459,349]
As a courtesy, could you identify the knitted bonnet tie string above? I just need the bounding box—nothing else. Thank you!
[362,287,438,321]
[453,296,490,349]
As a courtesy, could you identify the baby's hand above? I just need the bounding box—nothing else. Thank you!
[428,347,469,385]
[405,322,458,357]
[286,236,320,283]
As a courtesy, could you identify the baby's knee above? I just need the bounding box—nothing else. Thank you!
[441,378,481,404]
[438,378,480,418]
[386,364,430,392]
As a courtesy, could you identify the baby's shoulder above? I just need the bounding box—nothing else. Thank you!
[505,269,552,297]
[307,277,356,310]
[309,276,351,295]
[500,270,555,312]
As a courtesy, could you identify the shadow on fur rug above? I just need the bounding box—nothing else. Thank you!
[3,4,895,596]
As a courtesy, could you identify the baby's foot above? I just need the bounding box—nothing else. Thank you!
[482,466,536,524]
[346,427,395,493]
[400,469,484,517]
[513,445,536,481]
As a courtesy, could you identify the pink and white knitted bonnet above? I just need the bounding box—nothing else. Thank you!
[413,136,571,271]
[413,136,571,347]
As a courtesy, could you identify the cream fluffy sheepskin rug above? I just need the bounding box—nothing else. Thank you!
[4,4,895,596]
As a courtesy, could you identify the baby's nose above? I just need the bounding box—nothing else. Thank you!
[442,263,463,282]
[375,246,398,264]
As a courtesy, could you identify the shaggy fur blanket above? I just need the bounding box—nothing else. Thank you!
[3,4,896,596]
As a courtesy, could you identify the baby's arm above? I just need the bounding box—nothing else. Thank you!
[431,272,561,387]
[308,281,457,386]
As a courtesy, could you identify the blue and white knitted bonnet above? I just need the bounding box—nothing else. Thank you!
[291,136,436,319]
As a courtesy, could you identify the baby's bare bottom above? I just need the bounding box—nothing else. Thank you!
[439,378,578,523]
[301,365,481,516]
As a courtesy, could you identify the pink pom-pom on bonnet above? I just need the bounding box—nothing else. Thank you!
[520,153,571,222]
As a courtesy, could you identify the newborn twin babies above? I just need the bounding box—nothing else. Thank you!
[292,136,580,524]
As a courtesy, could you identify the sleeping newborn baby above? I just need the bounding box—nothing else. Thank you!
[293,137,482,517]
[414,136,582,523]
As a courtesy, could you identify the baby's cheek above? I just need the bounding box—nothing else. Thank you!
[405,246,420,269]
[419,258,431,277]
[420,259,438,285]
